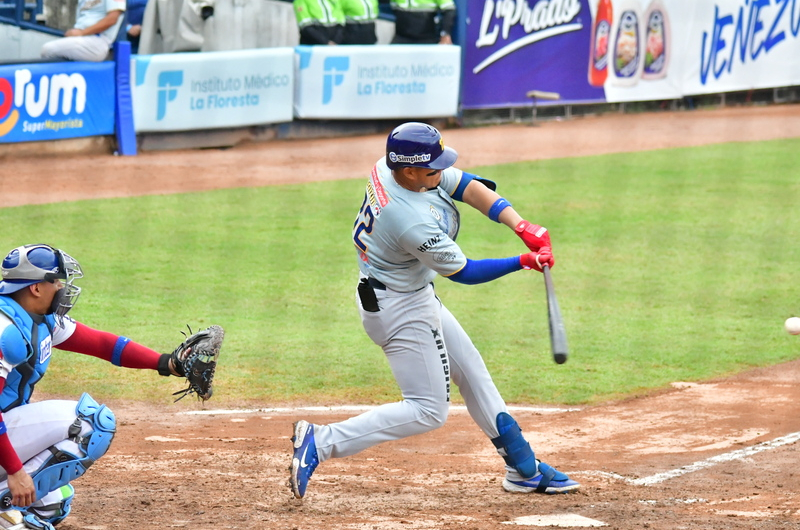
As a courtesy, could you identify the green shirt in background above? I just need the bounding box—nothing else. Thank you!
[341,0,379,22]
[293,0,345,28]
[390,0,455,13]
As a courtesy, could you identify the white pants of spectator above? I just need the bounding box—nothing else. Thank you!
[41,35,112,62]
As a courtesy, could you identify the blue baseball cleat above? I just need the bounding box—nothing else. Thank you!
[290,420,319,499]
[502,461,580,494]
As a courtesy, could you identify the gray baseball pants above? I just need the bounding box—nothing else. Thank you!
[313,283,510,461]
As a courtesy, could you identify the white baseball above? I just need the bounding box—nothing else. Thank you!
[785,317,800,335]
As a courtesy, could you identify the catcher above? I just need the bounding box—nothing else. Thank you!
[0,244,223,530]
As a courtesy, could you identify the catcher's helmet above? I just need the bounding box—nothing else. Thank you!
[385,122,458,170]
[0,244,83,318]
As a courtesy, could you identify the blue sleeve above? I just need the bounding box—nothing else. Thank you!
[451,173,499,202]
[126,0,148,24]
[111,336,131,366]
[451,172,477,202]
[447,256,521,285]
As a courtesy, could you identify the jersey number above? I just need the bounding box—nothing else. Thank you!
[353,194,375,252]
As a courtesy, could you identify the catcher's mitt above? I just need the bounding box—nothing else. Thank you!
[170,325,224,402]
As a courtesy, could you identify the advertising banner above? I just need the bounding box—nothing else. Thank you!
[599,0,685,103]
[294,45,461,119]
[462,0,800,108]
[132,48,294,132]
[682,0,800,96]
[0,61,115,144]
[602,0,800,102]
[462,0,606,108]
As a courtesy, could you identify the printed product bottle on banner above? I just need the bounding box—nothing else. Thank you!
[588,0,613,87]
[608,0,643,87]
[641,0,670,80]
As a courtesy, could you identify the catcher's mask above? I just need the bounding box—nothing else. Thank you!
[0,244,83,322]
[385,122,458,170]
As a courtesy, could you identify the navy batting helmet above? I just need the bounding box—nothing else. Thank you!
[385,122,458,170]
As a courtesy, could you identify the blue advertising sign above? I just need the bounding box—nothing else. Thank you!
[0,62,115,143]
[462,0,606,108]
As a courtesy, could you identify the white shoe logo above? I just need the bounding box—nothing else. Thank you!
[299,445,310,468]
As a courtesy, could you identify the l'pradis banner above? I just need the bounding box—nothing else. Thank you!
[463,0,607,108]
[294,45,461,119]
[462,0,800,107]
[0,61,115,144]
[132,48,294,132]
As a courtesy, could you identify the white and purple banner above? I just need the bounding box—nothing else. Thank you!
[463,0,606,107]
[462,0,800,107]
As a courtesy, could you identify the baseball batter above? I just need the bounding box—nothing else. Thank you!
[0,244,192,530]
[290,122,579,498]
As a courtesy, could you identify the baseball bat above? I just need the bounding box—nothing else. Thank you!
[542,264,568,364]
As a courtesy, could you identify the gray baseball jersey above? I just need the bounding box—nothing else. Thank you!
[354,158,467,291]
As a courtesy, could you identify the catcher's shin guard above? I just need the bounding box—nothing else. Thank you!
[491,412,538,479]
[0,394,115,510]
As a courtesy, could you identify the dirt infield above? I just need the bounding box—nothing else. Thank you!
[12,104,800,529]
[4,105,800,208]
[54,360,800,530]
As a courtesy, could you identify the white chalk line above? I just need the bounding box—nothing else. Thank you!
[573,430,800,486]
[502,514,608,527]
[179,404,581,416]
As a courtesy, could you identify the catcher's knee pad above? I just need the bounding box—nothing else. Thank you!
[75,392,116,461]
[28,484,74,526]
[27,394,116,503]
[491,412,537,478]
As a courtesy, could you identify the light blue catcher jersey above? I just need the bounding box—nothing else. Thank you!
[353,158,468,292]
[0,297,75,412]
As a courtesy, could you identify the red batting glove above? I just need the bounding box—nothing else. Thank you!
[515,220,551,252]
[520,247,554,273]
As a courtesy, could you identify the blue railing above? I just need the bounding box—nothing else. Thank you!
[0,0,62,35]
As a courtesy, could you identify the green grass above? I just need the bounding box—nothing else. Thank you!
[7,138,800,406]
